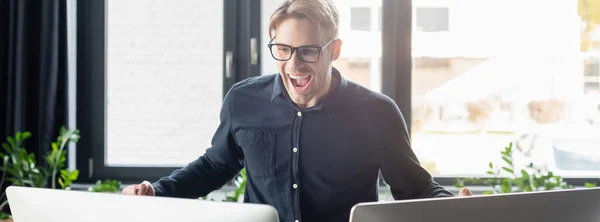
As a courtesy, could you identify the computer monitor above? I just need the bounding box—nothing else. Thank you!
[6,186,279,222]
[350,187,600,222]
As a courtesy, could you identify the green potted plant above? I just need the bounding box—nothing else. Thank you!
[88,179,122,193]
[0,126,80,221]
[202,168,247,202]
[455,142,597,194]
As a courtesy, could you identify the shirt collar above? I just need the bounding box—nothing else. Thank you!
[271,73,286,102]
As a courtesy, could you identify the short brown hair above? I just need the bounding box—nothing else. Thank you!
[268,0,340,40]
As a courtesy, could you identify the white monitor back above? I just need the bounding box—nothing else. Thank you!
[350,187,600,222]
[6,186,279,222]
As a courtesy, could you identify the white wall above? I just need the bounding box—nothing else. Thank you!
[261,0,286,75]
[106,0,223,167]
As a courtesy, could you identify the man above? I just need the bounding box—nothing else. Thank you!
[123,0,472,221]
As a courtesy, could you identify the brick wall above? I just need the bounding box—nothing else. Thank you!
[105,0,223,167]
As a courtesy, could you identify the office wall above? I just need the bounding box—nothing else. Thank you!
[261,0,285,75]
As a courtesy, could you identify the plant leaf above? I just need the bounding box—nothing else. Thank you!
[502,157,512,165]
[8,178,20,185]
[585,182,596,188]
[61,126,67,135]
[22,131,32,140]
[21,179,35,187]
[520,169,529,177]
[2,143,10,153]
[7,137,15,148]
[501,179,512,193]
[502,167,514,174]
[0,211,11,219]
[488,162,493,169]
[58,178,65,188]
[60,169,69,178]
[69,170,79,180]
[483,191,494,195]
[16,132,21,141]
[69,132,81,142]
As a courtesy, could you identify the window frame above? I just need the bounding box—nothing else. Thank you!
[76,0,260,184]
[384,0,598,187]
[75,0,599,187]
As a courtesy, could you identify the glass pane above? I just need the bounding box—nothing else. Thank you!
[584,57,599,77]
[260,0,382,92]
[350,7,371,31]
[416,7,449,32]
[106,0,223,167]
[411,0,600,177]
[332,0,383,92]
[584,82,600,94]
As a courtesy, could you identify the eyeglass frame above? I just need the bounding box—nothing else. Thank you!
[267,36,336,63]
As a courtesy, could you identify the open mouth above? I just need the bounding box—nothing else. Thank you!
[288,74,312,90]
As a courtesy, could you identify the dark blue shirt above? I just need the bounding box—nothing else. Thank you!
[152,68,454,222]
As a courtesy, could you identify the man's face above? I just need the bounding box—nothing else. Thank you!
[273,18,339,107]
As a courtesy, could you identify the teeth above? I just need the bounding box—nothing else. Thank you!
[288,74,308,80]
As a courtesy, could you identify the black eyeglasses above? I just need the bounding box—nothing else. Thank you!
[267,37,335,63]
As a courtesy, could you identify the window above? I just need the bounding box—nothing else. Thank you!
[410,0,600,180]
[583,56,600,95]
[584,57,599,77]
[585,82,600,94]
[331,1,383,92]
[105,0,223,167]
[350,7,371,31]
[378,7,382,31]
[76,0,598,187]
[415,7,449,32]
[414,57,451,69]
[77,0,259,182]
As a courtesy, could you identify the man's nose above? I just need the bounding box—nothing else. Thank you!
[288,50,304,67]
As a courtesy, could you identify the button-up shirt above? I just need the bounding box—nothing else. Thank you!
[152,68,454,222]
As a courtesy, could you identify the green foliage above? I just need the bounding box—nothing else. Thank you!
[58,169,79,189]
[88,179,122,193]
[47,127,80,189]
[456,142,574,194]
[0,126,80,216]
[225,168,247,202]
[202,168,247,202]
[0,211,10,220]
[0,132,46,188]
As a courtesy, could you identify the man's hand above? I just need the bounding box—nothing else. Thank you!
[122,181,155,196]
[458,187,472,196]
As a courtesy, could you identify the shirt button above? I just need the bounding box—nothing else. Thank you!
[297,111,302,117]
[295,220,299,222]
[293,147,298,152]
[293,184,298,189]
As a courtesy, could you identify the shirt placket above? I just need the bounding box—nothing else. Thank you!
[291,108,302,222]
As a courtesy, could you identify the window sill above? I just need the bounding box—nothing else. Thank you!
[70,183,594,201]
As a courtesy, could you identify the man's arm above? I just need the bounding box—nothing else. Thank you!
[378,98,454,199]
[151,88,244,198]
